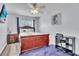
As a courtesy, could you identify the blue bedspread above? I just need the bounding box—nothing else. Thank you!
[20,45,70,56]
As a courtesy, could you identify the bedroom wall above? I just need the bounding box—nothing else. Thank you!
[7,14,30,34]
[7,14,17,34]
[7,14,40,34]
[39,4,79,54]
[0,4,7,54]
[0,23,7,55]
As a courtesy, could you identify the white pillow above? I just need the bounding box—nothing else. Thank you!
[20,29,34,33]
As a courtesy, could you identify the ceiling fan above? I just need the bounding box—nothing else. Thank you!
[27,3,45,14]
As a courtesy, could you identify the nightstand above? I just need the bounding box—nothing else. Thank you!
[7,34,18,44]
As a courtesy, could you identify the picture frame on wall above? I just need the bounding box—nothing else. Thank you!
[51,13,61,25]
[0,4,7,23]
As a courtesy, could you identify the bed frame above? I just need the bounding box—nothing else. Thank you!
[17,17,35,34]
[20,34,49,52]
[17,17,49,52]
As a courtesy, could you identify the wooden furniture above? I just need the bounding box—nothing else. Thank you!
[17,17,49,53]
[20,34,49,52]
[19,26,35,32]
[17,17,35,34]
[7,34,18,44]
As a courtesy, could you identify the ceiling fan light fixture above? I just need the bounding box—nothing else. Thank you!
[31,9,39,15]
[28,3,45,15]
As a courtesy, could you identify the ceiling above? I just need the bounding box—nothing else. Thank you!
[5,3,47,16]
[0,3,79,16]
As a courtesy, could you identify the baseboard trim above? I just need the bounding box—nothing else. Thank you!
[0,43,7,56]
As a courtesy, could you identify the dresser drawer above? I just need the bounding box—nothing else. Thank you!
[7,34,18,44]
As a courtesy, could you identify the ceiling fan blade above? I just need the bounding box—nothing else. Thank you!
[26,3,45,14]
[39,5,45,9]
[27,3,33,8]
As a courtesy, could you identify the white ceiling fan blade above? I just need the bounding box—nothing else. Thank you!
[39,5,45,9]
[26,3,45,14]
[27,3,33,8]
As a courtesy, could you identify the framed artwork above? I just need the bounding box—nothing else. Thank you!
[51,13,61,25]
[0,4,7,23]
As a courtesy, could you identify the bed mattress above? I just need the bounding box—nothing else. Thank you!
[19,32,49,37]
[20,45,70,56]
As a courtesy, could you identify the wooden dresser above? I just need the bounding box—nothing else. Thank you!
[21,34,49,52]
[7,34,18,44]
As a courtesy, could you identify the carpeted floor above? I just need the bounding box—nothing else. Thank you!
[1,43,20,56]
[1,44,11,56]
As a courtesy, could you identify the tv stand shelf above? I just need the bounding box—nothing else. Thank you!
[55,33,75,55]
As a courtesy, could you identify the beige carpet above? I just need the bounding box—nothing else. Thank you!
[1,44,11,56]
[1,43,20,56]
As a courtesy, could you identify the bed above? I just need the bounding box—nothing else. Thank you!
[17,18,49,53]
[19,32,49,53]
[17,17,73,56]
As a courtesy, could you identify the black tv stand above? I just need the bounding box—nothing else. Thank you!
[55,33,76,56]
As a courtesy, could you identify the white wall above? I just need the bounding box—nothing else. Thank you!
[0,4,7,54]
[0,23,7,54]
[39,4,79,54]
[7,14,40,34]
[7,14,17,34]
